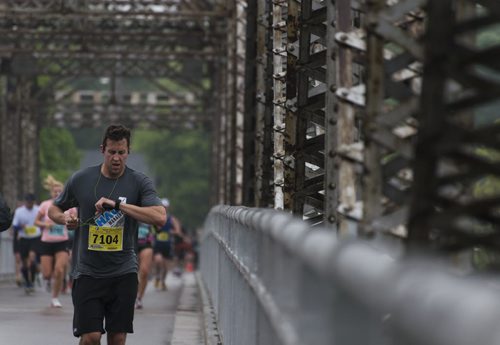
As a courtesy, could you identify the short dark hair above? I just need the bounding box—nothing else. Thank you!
[24,193,36,202]
[102,125,131,151]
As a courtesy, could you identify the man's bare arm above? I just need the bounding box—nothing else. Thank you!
[48,204,79,229]
[95,197,166,227]
[171,216,182,236]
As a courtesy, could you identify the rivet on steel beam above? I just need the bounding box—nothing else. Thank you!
[330,20,336,27]
[329,118,337,125]
[329,84,337,92]
[328,183,336,190]
[339,33,348,42]
[328,215,336,223]
[329,150,336,158]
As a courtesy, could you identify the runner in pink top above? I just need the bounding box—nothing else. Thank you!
[39,199,69,242]
[35,175,75,308]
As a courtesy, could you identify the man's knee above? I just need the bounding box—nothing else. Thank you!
[107,332,127,345]
[80,332,101,345]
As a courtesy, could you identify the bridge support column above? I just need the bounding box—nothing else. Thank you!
[0,75,39,205]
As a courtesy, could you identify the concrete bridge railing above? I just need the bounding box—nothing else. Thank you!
[0,232,15,281]
[200,205,500,345]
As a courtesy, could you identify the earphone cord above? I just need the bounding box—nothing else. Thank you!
[94,171,120,202]
[78,216,96,227]
[71,170,121,229]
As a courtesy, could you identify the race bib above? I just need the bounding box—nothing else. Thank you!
[88,225,123,251]
[24,226,37,236]
[138,225,150,239]
[157,232,169,242]
[49,224,65,236]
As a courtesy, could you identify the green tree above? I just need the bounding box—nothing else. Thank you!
[38,127,81,200]
[134,129,210,231]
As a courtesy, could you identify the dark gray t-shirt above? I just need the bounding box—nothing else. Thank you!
[54,165,161,279]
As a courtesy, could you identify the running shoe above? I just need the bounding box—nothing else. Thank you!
[51,298,62,308]
[24,281,35,294]
[135,298,143,310]
[173,267,183,277]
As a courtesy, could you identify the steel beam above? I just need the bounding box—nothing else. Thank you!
[272,0,287,210]
[408,0,500,256]
[253,0,274,207]
[355,0,426,241]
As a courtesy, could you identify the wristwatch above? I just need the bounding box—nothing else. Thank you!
[114,198,121,210]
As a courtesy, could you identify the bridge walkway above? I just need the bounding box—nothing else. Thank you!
[0,272,206,345]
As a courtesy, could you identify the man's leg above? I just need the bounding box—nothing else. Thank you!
[19,239,32,290]
[137,248,153,305]
[105,274,138,343]
[79,332,102,345]
[153,252,162,288]
[107,332,127,345]
[72,277,105,342]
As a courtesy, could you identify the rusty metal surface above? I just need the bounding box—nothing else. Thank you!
[351,0,426,241]
[408,0,500,254]
[0,0,225,202]
[254,0,274,207]
[272,0,287,210]
[283,0,327,223]
[0,1,224,77]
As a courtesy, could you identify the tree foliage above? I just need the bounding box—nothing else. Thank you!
[38,127,81,200]
[134,129,211,232]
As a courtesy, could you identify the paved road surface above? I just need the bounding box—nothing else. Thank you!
[0,274,183,345]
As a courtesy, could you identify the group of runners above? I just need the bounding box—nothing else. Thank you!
[2,125,195,345]
[10,179,73,308]
[135,197,186,309]
[9,187,189,311]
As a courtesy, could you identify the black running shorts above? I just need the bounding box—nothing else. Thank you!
[38,240,68,256]
[19,237,40,259]
[71,273,138,337]
[153,242,172,259]
[137,243,152,253]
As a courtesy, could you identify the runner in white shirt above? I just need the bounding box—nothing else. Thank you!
[12,193,40,293]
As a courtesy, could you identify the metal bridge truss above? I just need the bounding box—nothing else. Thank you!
[0,0,224,203]
[408,1,500,257]
[1,0,500,258]
[215,0,425,232]
[213,0,500,259]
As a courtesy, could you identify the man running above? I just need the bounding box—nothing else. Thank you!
[12,193,40,293]
[48,124,166,345]
[135,222,155,309]
[153,198,182,291]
